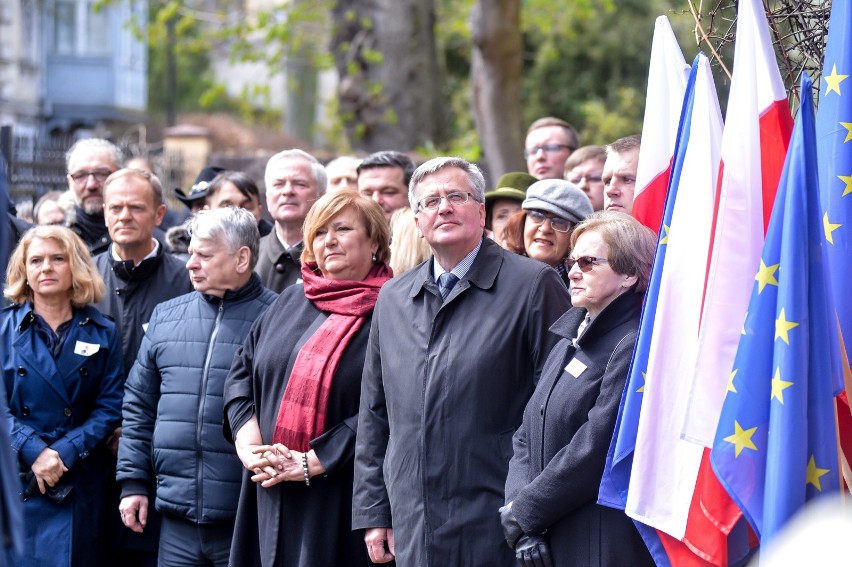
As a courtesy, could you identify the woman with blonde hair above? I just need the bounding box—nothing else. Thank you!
[2,225,123,566]
[389,206,431,275]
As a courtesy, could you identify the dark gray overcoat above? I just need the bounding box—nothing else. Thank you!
[505,291,655,566]
[353,238,572,566]
[254,232,302,293]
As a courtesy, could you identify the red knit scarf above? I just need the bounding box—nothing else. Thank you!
[272,261,392,451]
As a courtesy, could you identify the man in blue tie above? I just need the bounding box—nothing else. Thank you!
[353,157,572,566]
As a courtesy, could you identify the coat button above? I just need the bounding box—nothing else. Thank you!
[63,408,72,417]
[80,367,89,377]
[21,406,30,417]
[17,367,26,376]
[275,263,285,273]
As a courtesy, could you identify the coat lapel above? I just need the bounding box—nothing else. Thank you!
[12,315,68,404]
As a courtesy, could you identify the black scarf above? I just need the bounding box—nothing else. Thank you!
[72,206,109,245]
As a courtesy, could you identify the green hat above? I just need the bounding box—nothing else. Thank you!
[484,172,537,205]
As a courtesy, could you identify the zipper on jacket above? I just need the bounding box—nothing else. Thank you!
[196,299,224,520]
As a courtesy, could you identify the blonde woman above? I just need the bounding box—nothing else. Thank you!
[389,207,431,275]
[2,225,123,566]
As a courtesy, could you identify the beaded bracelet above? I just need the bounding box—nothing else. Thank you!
[301,453,311,486]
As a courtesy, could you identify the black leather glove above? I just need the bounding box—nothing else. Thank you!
[499,502,524,549]
[515,534,553,567]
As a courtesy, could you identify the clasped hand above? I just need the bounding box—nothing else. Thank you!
[244,443,305,488]
[31,448,67,495]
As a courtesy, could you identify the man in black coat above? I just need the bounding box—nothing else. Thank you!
[254,149,326,293]
[352,157,572,566]
[92,168,192,566]
[117,207,276,566]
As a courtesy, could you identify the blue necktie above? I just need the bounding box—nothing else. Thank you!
[438,272,459,301]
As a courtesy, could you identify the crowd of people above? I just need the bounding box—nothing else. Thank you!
[2,116,657,567]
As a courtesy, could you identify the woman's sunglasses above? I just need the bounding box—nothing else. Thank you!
[565,256,608,272]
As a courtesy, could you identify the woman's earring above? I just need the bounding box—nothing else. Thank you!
[372,252,377,262]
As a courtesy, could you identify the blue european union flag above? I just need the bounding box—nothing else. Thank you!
[710,72,842,547]
[817,0,852,364]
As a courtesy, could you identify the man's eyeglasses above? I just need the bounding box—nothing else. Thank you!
[526,210,572,233]
[418,191,476,211]
[565,256,608,272]
[567,174,603,185]
[523,143,574,160]
[69,169,114,185]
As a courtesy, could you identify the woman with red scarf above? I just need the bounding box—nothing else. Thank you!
[223,191,392,567]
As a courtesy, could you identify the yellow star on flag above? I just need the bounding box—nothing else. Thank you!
[727,369,738,393]
[842,122,852,143]
[755,260,779,293]
[824,212,842,244]
[770,368,794,403]
[723,420,758,457]
[775,308,799,344]
[840,174,852,197]
[824,64,849,96]
[637,371,646,393]
[659,225,670,245]
[806,456,830,491]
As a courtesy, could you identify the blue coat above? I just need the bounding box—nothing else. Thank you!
[1,303,124,567]
[117,273,276,523]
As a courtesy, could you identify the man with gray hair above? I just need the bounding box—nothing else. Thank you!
[92,168,193,565]
[255,149,326,293]
[353,157,572,565]
[65,138,123,254]
[118,207,276,566]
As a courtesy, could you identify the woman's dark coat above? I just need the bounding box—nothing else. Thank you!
[505,292,655,566]
[223,285,371,567]
[1,304,123,566]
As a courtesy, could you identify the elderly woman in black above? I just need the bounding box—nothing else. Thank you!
[501,211,657,566]
[223,191,392,566]
[2,225,123,566]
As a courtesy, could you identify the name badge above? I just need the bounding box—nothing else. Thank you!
[565,357,587,378]
[74,341,100,357]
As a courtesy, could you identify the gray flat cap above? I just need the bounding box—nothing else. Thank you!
[522,179,593,224]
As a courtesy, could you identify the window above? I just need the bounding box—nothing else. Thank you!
[53,0,110,56]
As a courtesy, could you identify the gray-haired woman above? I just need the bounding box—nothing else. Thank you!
[501,211,657,567]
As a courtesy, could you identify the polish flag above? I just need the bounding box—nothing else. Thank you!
[679,0,793,563]
[632,16,689,234]
[624,52,723,546]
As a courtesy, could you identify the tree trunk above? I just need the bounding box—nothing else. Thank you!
[469,0,526,182]
[332,0,445,153]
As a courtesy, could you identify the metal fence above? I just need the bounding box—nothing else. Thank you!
[0,125,187,210]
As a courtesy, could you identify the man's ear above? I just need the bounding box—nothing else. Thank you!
[154,204,167,227]
[236,246,252,274]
